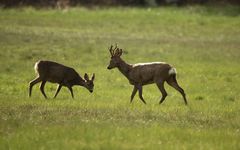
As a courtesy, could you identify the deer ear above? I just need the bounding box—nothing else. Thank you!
[84,73,89,81]
[91,73,95,81]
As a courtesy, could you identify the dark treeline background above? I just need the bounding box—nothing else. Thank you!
[0,0,239,8]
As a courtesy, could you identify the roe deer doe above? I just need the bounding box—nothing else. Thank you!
[107,44,187,105]
[29,60,95,99]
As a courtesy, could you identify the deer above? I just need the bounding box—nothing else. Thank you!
[29,60,95,99]
[107,44,187,105]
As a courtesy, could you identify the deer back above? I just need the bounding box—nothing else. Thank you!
[129,62,172,85]
[35,60,80,84]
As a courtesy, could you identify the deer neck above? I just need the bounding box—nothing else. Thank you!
[76,76,86,86]
[117,58,132,80]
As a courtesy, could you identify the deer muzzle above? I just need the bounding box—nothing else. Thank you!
[107,65,113,70]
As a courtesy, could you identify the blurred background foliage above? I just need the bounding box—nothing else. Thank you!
[1,0,239,8]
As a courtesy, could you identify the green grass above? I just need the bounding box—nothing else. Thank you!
[0,6,240,150]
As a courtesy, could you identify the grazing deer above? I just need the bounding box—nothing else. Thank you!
[29,60,95,99]
[107,44,187,105]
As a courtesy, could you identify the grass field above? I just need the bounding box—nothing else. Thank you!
[0,6,240,150]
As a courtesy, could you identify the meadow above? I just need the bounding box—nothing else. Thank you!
[0,6,240,150]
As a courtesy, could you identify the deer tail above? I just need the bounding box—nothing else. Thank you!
[34,61,40,74]
[168,67,177,75]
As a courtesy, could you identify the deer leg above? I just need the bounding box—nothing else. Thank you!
[137,85,146,104]
[53,84,62,98]
[167,76,187,105]
[67,86,74,98]
[40,81,47,99]
[156,81,168,104]
[29,77,41,97]
[130,86,138,103]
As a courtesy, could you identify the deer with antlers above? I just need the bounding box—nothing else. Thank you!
[29,60,95,99]
[107,44,187,105]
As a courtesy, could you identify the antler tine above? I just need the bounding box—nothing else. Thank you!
[115,48,120,56]
[110,43,118,56]
[114,43,118,50]
[113,43,118,55]
[109,45,113,56]
[116,48,122,56]
[119,48,123,56]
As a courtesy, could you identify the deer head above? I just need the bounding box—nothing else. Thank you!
[107,44,123,69]
[83,73,95,93]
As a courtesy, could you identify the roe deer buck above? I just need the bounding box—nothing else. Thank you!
[107,44,187,105]
[29,60,95,99]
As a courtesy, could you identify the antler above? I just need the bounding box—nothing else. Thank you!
[115,48,122,56]
[109,44,117,56]
[109,44,123,57]
[109,45,113,56]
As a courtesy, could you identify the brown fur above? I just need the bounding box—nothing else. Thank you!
[107,44,187,105]
[29,60,95,99]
